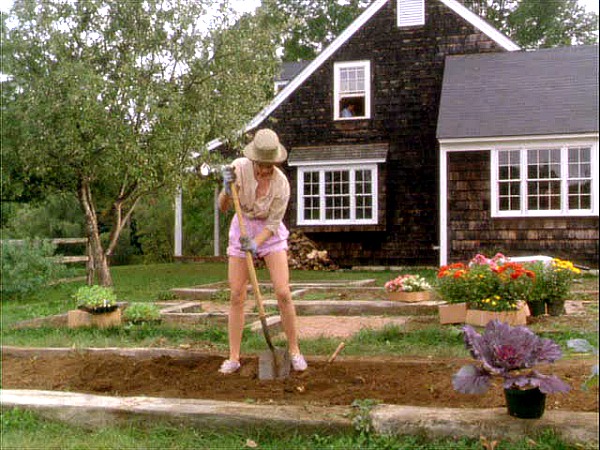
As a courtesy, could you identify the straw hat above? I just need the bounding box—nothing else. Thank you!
[243,129,287,163]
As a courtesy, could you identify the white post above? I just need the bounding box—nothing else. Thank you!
[439,147,448,267]
[174,186,183,258]
[214,185,220,256]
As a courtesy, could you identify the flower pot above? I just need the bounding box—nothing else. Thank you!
[526,301,546,317]
[438,302,467,324]
[465,304,528,327]
[546,299,566,316]
[504,387,546,419]
[387,291,431,303]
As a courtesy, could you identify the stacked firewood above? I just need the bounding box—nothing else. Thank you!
[287,230,338,271]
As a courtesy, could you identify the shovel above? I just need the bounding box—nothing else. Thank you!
[229,182,291,380]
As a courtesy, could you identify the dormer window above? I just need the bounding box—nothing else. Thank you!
[333,61,371,120]
[398,0,425,27]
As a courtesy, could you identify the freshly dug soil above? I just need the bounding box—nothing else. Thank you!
[2,352,597,412]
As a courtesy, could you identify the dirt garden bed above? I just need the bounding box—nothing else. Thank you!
[2,350,597,412]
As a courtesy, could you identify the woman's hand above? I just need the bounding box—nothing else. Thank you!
[239,236,257,257]
[221,165,236,195]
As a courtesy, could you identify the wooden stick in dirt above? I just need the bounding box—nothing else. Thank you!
[327,342,346,363]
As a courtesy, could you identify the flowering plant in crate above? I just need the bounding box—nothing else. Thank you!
[384,274,432,293]
[436,254,535,311]
[453,320,570,394]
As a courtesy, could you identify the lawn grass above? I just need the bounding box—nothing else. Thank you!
[1,408,586,450]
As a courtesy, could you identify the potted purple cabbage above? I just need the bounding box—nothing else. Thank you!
[452,320,570,418]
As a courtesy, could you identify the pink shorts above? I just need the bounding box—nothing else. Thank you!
[227,215,289,258]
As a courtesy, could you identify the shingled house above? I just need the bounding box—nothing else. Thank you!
[196,0,599,268]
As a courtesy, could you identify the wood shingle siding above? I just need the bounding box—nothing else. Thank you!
[447,152,599,267]
[270,1,505,267]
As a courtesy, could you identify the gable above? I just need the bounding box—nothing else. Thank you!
[437,45,599,139]
[205,0,519,150]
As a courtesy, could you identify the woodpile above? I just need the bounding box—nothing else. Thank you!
[287,230,338,271]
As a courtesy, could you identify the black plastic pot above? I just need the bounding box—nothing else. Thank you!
[504,387,546,419]
[546,299,566,316]
[526,301,546,317]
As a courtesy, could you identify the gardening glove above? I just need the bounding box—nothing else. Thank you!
[221,165,236,195]
[240,236,258,257]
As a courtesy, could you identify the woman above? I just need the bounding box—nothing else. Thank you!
[217,128,307,374]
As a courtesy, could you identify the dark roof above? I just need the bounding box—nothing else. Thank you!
[288,143,388,165]
[437,45,599,140]
[275,61,311,82]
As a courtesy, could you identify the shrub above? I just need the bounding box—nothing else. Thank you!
[73,285,117,310]
[0,239,71,298]
[123,303,161,323]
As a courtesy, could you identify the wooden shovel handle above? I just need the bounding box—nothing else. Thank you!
[230,182,274,350]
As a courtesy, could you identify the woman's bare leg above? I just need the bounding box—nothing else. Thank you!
[263,250,301,355]
[227,256,249,362]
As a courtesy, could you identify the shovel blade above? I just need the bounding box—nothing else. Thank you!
[258,348,291,380]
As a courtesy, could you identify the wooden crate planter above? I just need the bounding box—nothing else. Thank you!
[387,291,431,303]
[68,308,122,329]
[438,302,468,324]
[465,304,529,327]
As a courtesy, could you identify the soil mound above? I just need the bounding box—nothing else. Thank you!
[3,351,597,412]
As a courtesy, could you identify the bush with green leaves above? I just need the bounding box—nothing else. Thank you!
[0,239,71,298]
[123,303,161,323]
[73,285,117,309]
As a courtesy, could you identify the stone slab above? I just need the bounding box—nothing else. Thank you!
[263,300,441,316]
[2,389,597,447]
[371,404,599,447]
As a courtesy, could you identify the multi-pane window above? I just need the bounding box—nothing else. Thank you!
[334,61,370,120]
[493,145,596,217]
[298,165,378,225]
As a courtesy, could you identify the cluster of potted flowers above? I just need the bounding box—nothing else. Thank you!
[384,274,433,302]
[435,253,580,325]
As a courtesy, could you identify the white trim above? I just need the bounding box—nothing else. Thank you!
[439,0,520,52]
[333,60,372,120]
[491,143,599,218]
[205,0,519,150]
[288,157,385,167]
[439,133,600,152]
[297,163,379,225]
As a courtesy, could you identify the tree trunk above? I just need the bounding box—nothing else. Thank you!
[78,179,113,286]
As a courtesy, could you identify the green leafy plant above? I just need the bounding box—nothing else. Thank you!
[123,303,162,324]
[1,239,71,299]
[350,399,381,435]
[73,285,117,312]
[528,258,581,303]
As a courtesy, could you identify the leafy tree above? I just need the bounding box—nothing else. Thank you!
[262,0,370,62]
[2,0,282,285]
[463,0,598,48]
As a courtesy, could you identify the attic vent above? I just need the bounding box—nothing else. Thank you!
[397,0,425,27]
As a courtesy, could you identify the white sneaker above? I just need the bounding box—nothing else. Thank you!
[291,354,307,371]
[218,359,241,374]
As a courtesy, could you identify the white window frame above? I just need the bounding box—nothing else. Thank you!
[491,142,599,217]
[333,60,371,121]
[297,162,379,225]
[397,0,425,27]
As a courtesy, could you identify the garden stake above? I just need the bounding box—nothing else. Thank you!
[327,342,346,363]
[229,182,291,380]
